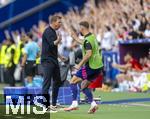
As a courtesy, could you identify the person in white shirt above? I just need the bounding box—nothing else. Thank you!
[101,26,115,50]
[144,24,150,38]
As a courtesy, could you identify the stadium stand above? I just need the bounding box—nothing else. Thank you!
[0,0,150,95]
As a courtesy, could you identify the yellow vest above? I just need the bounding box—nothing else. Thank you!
[14,41,23,64]
[36,57,40,64]
[5,44,16,68]
[0,45,7,65]
[0,49,1,65]
[0,50,1,64]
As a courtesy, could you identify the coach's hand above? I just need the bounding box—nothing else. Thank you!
[58,33,62,41]
[59,55,68,63]
[54,33,62,45]
[61,56,68,62]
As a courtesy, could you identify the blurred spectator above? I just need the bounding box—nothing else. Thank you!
[112,52,150,92]
[144,23,150,38]
[139,16,148,32]
[133,15,141,31]
[101,26,115,50]
[112,53,143,82]
[127,26,140,40]
[117,26,128,41]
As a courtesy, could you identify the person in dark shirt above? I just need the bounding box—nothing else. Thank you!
[41,15,66,112]
[41,24,59,64]
[128,26,139,39]
[139,16,148,32]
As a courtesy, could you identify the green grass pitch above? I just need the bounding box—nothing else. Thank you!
[51,104,150,119]
[51,91,150,119]
[0,90,150,119]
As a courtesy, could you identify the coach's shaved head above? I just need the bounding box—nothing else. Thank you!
[50,15,61,23]
[49,15,62,30]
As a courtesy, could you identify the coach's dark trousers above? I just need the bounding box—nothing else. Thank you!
[6,64,16,86]
[42,61,62,107]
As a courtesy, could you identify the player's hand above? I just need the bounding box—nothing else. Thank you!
[69,29,77,39]
[73,65,80,70]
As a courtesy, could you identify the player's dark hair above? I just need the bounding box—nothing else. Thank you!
[79,21,89,29]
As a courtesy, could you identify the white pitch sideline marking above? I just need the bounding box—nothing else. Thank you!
[124,103,150,107]
[108,103,150,108]
[15,116,24,119]
[3,114,12,117]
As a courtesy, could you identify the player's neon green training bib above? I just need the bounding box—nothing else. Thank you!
[82,34,103,69]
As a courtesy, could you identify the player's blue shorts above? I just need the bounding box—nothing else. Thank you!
[75,65,101,81]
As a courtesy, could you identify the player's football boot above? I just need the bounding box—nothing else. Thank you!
[46,106,58,113]
[64,105,79,111]
[88,105,99,114]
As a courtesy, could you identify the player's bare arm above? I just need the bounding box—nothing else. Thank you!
[75,50,92,70]
[71,30,83,45]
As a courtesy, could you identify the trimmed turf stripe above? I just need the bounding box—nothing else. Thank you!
[101,98,150,104]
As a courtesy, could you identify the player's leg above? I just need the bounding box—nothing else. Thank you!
[64,75,82,111]
[65,66,100,112]
[69,66,85,109]
[81,80,93,103]
[80,66,102,114]
[81,80,98,114]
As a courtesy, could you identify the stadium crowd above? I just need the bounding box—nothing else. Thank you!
[0,0,150,92]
